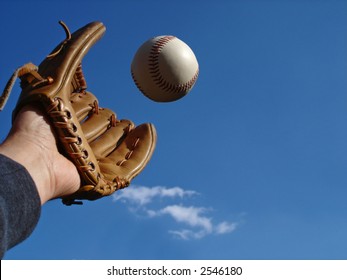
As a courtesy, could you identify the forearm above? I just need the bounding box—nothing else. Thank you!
[0,154,41,259]
[0,133,52,205]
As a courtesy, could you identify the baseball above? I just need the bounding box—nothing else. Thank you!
[131,35,199,102]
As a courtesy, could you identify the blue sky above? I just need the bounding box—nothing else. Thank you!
[1,0,347,260]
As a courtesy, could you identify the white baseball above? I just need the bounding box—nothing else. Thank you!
[131,35,199,102]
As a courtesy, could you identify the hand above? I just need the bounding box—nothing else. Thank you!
[0,105,80,205]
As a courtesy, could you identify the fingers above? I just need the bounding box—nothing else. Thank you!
[68,89,157,193]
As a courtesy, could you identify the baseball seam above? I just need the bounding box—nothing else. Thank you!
[131,70,150,99]
[148,36,198,95]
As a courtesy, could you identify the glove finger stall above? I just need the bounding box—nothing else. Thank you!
[70,91,99,121]
[81,108,116,142]
[90,119,135,159]
[99,123,157,182]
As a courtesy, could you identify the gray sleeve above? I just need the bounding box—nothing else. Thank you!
[0,154,41,259]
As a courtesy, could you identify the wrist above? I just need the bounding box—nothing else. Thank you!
[0,106,80,205]
[0,133,53,204]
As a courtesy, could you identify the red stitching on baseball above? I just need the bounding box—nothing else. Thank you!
[131,70,149,98]
[149,36,198,95]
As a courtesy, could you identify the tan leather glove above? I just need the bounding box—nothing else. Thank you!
[0,21,157,205]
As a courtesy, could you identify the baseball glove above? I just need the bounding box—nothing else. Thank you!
[0,21,157,205]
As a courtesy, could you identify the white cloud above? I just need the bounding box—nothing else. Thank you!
[150,205,237,239]
[158,205,213,233]
[215,221,238,234]
[113,185,197,206]
[169,229,206,240]
[112,185,239,240]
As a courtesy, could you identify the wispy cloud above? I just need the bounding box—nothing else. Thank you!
[112,185,238,240]
[215,221,238,235]
[149,205,238,240]
[113,185,197,206]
